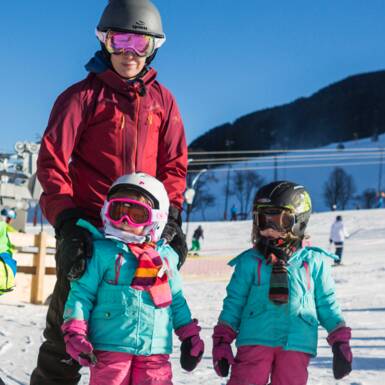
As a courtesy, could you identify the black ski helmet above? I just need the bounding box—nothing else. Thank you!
[253,181,312,239]
[97,0,165,38]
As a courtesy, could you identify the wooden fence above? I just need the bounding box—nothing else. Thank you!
[6,232,232,305]
[8,231,56,305]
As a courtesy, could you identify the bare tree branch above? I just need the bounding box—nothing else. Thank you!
[323,167,356,210]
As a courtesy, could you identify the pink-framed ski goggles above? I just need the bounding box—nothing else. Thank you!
[96,29,165,57]
[105,198,167,227]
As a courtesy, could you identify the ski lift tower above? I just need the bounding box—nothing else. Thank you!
[0,141,40,231]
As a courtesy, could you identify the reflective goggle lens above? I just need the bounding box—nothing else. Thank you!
[108,199,150,225]
[256,207,295,232]
[101,31,155,57]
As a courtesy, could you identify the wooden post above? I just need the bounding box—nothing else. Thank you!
[30,232,47,304]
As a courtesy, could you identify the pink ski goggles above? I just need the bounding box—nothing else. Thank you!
[105,198,167,227]
[96,30,165,57]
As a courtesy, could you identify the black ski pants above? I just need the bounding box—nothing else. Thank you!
[30,251,81,385]
[334,241,344,264]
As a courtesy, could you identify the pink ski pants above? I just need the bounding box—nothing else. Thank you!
[89,351,173,385]
[227,346,311,385]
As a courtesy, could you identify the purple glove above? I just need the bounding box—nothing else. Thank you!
[212,323,237,377]
[175,319,205,372]
[61,319,97,367]
[327,326,352,379]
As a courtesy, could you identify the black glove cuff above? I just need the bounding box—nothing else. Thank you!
[55,208,88,232]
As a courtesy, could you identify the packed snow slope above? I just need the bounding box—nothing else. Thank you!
[1,209,385,385]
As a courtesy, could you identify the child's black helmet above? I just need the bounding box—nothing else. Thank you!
[253,181,312,238]
[97,0,165,38]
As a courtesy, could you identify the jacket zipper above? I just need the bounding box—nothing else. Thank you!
[120,113,126,174]
[133,94,141,172]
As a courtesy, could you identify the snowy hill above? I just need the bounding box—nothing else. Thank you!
[189,70,385,152]
[1,209,385,384]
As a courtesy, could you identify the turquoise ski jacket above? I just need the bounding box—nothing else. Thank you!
[219,246,345,356]
[64,220,192,355]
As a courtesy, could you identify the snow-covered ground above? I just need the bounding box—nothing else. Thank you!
[1,209,385,385]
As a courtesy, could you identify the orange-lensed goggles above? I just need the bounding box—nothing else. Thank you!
[255,207,295,233]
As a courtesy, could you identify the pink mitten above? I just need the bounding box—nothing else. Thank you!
[175,319,205,371]
[61,319,96,367]
[212,323,237,377]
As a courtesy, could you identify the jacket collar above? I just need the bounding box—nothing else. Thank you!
[85,50,157,95]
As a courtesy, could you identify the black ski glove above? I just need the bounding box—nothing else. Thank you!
[55,209,93,281]
[161,205,188,269]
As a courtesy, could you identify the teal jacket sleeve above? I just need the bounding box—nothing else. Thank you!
[163,245,192,330]
[219,252,255,331]
[313,254,345,332]
[63,243,107,322]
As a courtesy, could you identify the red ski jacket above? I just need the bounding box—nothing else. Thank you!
[37,64,187,227]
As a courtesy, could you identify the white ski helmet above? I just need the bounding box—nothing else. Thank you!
[102,172,170,242]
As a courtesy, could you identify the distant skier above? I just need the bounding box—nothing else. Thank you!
[0,210,17,385]
[212,181,352,384]
[230,204,238,221]
[0,208,17,233]
[376,192,385,208]
[329,215,349,265]
[190,225,204,254]
[0,216,17,295]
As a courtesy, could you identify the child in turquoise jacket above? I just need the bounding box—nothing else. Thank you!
[212,181,352,385]
[62,173,204,385]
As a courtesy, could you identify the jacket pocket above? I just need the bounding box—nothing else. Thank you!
[298,310,319,327]
[91,307,126,320]
[245,304,266,319]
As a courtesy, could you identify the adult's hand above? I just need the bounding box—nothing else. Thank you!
[161,205,188,269]
[55,209,93,280]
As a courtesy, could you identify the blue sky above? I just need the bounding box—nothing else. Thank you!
[1,0,385,152]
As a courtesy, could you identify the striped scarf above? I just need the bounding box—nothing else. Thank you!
[129,243,172,308]
[266,252,289,305]
[258,237,299,305]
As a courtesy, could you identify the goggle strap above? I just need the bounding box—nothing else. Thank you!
[150,209,168,222]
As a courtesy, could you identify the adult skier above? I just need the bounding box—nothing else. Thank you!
[190,225,204,254]
[329,215,349,265]
[31,1,188,384]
